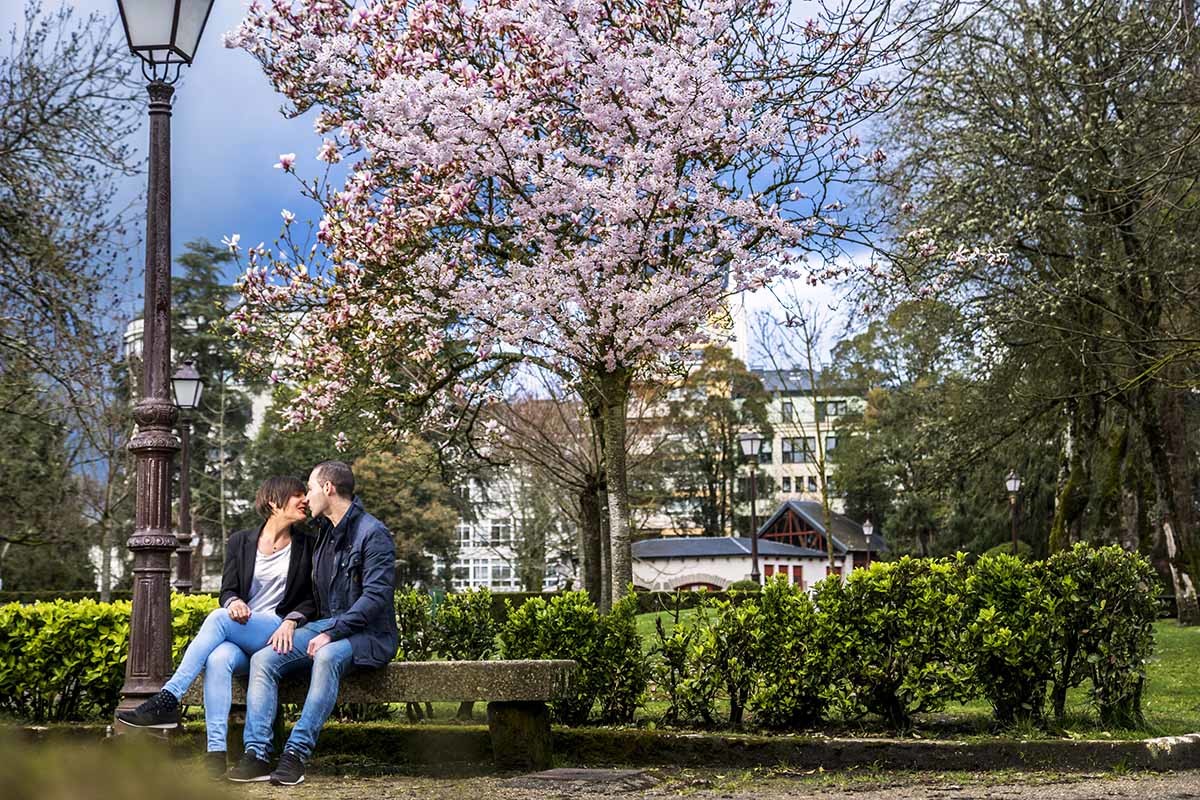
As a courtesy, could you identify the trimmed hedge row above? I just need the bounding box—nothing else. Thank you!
[0,545,1158,731]
[653,545,1159,730]
[0,594,217,721]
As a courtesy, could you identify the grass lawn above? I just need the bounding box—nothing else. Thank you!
[631,612,1200,740]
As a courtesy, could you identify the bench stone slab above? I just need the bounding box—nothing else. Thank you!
[180,659,576,706]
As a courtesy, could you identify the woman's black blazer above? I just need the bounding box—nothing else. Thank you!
[218,525,317,625]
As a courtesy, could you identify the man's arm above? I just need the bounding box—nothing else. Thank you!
[326,526,395,641]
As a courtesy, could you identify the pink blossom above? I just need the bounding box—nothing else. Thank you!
[275,153,296,171]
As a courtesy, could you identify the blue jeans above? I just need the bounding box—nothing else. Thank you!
[243,618,354,762]
[162,607,282,752]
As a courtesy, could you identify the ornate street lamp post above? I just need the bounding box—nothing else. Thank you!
[171,360,203,594]
[738,433,763,585]
[862,518,874,567]
[114,0,215,721]
[1005,470,1022,556]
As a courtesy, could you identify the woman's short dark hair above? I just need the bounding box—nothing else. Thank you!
[313,460,355,498]
[255,475,307,519]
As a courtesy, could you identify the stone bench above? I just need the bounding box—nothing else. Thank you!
[180,659,577,769]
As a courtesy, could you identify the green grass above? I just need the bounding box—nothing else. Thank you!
[631,614,1200,740]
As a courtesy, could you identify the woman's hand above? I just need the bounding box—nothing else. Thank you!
[226,599,252,624]
[269,620,297,654]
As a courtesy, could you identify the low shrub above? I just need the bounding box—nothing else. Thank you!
[1045,543,1159,727]
[749,576,832,730]
[0,594,216,721]
[498,590,646,725]
[432,587,497,660]
[814,556,972,729]
[964,554,1057,723]
[677,593,761,726]
[394,588,434,661]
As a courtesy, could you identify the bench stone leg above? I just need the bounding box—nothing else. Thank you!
[486,701,552,770]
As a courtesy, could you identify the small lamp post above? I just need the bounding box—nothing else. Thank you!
[171,360,203,594]
[1005,470,1022,556]
[738,432,763,585]
[114,0,215,722]
[862,518,874,567]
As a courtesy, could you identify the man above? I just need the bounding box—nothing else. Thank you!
[226,460,398,785]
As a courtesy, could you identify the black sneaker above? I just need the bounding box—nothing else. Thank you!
[204,751,227,780]
[269,750,305,786]
[115,689,180,728]
[225,752,273,783]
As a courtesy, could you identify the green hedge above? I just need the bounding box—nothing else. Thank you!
[0,546,1160,731]
[649,546,1158,730]
[0,594,217,721]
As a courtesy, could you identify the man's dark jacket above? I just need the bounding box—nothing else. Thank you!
[218,525,317,625]
[312,496,398,668]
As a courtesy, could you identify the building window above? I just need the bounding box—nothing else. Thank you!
[781,476,792,493]
[758,437,773,465]
[807,476,818,493]
[456,521,473,546]
[821,400,848,417]
[824,434,838,461]
[781,401,794,422]
[489,518,512,546]
[782,437,817,463]
[454,483,470,502]
[491,563,513,588]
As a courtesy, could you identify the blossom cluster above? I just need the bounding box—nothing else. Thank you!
[226,0,902,434]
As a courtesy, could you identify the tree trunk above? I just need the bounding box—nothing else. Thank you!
[599,488,612,612]
[1049,406,1088,553]
[1140,388,1200,626]
[578,482,603,605]
[99,520,113,602]
[599,370,634,604]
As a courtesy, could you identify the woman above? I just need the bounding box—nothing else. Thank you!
[117,475,316,777]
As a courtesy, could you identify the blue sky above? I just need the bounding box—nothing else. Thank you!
[2,1,328,316]
[2,1,850,363]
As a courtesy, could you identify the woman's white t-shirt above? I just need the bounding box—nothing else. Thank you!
[247,543,291,616]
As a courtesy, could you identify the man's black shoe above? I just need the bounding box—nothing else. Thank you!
[225,752,273,782]
[115,689,180,728]
[204,752,227,780]
[269,751,305,786]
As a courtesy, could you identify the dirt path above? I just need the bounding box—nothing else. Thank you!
[233,767,1200,800]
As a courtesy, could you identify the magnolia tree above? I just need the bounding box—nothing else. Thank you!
[226,0,954,601]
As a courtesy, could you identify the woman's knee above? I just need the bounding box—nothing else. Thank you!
[202,607,230,629]
[206,646,240,674]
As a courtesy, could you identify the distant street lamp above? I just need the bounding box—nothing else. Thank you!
[738,432,763,585]
[862,518,874,567]
[1006,470,1022,556]
[114,0,215,722]
[171,360,203,594]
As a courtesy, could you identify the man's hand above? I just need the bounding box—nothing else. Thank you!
[306,632,333,657]
[269,620,297,654]
[227,599,251,624]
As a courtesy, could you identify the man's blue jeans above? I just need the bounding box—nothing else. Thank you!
[242,618,354,762]
[162,607,281,752]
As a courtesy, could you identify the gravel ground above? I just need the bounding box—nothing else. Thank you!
[231,766,1200,800]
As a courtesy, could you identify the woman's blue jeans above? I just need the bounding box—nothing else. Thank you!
[162,607,281,752]
[242,618,354,762]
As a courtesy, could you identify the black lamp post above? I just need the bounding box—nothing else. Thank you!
[1006,470,1022,556]
[171,360,203,594]
[114,0,215,722]
[738,432,762,585]
[862,518,874,567]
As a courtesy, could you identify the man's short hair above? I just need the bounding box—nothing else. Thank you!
[254,475,307,519]
[313,460,355,498]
